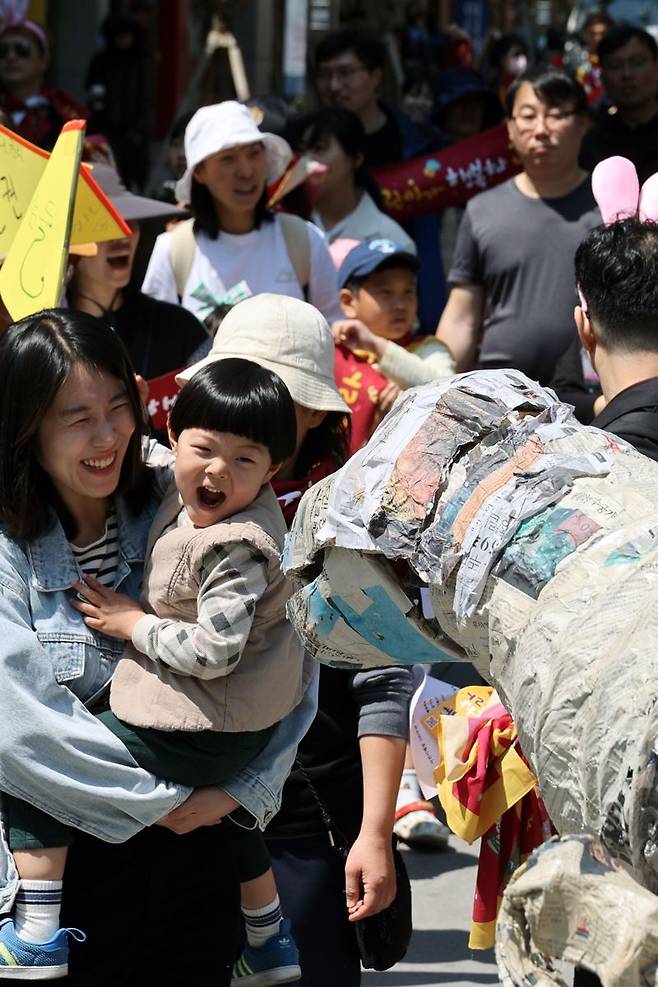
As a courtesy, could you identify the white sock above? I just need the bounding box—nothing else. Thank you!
[243,894,283,948]
[396,768,422,813]
[14,879,63,944]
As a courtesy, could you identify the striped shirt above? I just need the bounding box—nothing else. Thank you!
[71,511,120,588]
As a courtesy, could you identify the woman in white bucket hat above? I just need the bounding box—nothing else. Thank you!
[142,101,342,325]
[179,294,413,987]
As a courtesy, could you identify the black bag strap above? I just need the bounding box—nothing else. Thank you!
[294,759,351,853]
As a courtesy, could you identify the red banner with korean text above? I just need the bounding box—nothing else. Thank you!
[372,123,522,223]
[146,369,181,433]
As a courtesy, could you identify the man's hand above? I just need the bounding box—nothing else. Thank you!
[345,832,396,921]
[156,787,240,834]
[332,319,386,363]
[71,574,145,640]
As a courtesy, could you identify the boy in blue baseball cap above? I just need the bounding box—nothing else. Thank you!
[333,237,457,850]
[333,238,455,452]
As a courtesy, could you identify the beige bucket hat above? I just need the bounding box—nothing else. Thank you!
[176,294,350,414]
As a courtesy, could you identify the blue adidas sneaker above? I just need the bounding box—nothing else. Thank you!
[231,919,301,986]
[0,919,85,980]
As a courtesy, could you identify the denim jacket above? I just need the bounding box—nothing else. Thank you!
[0,494,318,915]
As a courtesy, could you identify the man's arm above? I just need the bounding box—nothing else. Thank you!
[435,283,486,372]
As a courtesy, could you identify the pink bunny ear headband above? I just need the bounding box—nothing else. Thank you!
[578,156,658,314]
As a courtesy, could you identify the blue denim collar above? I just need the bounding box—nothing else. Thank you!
[27,496,147,592]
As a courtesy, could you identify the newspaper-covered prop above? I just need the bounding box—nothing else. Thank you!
[283,369,658,894]
[496,836,658,987]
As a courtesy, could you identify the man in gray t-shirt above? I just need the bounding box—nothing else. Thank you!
[437,66,601,386]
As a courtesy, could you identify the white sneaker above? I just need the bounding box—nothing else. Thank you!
[394,807,451,849]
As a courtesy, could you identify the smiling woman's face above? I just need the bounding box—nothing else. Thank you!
[74,224,141,295]
[37,362,136,523]
[193,142,268,215]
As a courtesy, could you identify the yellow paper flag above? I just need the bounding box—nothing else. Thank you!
[0,120,84,321]
[0,124,130,259]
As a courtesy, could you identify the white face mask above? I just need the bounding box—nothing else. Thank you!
[505,53,528,76]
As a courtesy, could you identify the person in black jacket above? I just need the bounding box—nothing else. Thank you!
[575,215,658,461]
[579,27,658,186]
[569,212,658,987]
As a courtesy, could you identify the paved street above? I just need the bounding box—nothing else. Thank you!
[363,836,501,987]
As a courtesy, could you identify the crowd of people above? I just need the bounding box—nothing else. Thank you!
[0,5,657,986]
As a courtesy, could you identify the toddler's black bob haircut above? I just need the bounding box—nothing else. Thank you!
[169,358,297,465]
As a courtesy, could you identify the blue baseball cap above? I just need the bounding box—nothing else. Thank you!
[337,238,420,289]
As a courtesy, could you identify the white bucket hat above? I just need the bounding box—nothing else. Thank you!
[176,101,293,204]
[176,293,350,415]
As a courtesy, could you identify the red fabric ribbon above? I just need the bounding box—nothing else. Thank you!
[372,122,522,222]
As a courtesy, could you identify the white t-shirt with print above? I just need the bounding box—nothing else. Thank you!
[141,214,342,324]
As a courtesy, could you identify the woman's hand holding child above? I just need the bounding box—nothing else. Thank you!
[157,787,241,834]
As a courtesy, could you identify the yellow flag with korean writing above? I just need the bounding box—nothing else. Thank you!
[0,124,130,259]
[0,120,84,321]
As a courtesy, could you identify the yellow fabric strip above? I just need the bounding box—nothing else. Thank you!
[468,917,497,950]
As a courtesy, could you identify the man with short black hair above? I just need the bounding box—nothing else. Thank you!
[436,66,600,384]
[569,207,658,987]
[576,217,658,458]
[580,26,658,183]
[314,29,438,169]
[314,29,446,329]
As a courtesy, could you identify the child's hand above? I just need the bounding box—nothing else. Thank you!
[331,319,386,362]
[71,575,145,640]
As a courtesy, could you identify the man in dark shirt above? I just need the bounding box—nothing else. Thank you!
[437,66,600,385]
[313,29,446,329]
[580,26,658,184]
[575,215,658,461]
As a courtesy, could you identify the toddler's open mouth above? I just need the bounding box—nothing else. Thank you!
[197,486,225,508]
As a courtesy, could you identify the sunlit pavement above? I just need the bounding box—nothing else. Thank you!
[362,837,501,987]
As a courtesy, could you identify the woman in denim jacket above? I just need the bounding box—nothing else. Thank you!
[0,309,317,985]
